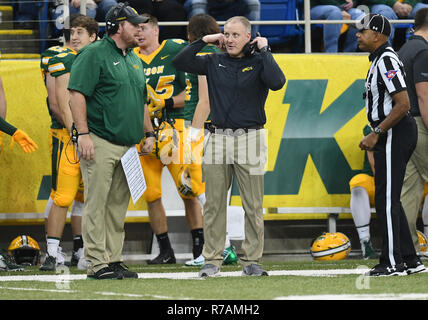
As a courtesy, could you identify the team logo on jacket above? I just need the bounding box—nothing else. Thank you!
[385,69,398,81]
[242,66,253,72]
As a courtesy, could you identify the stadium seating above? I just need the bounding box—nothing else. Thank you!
[258,0,303,49]
[0,0,49,56]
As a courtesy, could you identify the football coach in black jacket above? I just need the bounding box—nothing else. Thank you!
[173,15,285,278]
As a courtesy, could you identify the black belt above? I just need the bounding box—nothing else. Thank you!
[205,123,264,136]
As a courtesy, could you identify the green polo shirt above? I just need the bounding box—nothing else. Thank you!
[68,36,147,146]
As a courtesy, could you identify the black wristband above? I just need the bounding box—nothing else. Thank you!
[78,132,90,136]
[164,98,174,109]
[145,131,156,138]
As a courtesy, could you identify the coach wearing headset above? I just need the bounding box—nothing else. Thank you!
[68,3,155,280]
[173,16,285,278]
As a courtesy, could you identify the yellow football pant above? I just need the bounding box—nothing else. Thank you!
[349,173,375,207]
[49,128,84,207]
[138,119,204,202]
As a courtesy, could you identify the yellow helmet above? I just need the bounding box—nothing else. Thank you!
[177,166,195,198]
[147,121,179,162]
[310,232,351,261]
[8,235,40,266]
[417,230,428,253]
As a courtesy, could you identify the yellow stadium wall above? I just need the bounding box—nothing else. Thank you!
[0,55,371,220]
[0,59,149,219]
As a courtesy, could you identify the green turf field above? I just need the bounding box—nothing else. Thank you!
[1,259,428,301]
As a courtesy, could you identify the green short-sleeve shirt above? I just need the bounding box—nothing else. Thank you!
[41,45,73,129]
[68,37,147,146]
[133,38,187,120]
[48,50,77,78]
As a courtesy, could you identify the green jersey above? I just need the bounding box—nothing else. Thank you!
[133,38,187,120]
[184,44,220,121]
[68,36,147,146]
[48,50,77,78]
[361,124,374,176]
[41,46,74,129]
[40,45,71,81]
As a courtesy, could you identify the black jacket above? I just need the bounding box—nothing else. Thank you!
[173,39,286,129]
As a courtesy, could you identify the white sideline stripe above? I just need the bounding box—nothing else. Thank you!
[0,268,378,282]
[275,293,428,300]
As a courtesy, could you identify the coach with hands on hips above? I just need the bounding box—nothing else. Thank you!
[173,16,285,278]
[357,13,425,276]
[68,3,155,280]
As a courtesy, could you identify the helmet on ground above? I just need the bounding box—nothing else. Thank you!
[8,235,40,266]
[417,230,428,253]
[310,232,351,261]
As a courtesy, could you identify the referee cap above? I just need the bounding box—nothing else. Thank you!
[357,13,391,37]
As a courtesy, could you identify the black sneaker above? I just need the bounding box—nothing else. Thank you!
[0,251,24,271]
[361,239,378,260]
[65,251,79,267]
[365,263,407,277]
[108,262,138,278]
[147,249,176,265]
[404,257,426,275]
[70,251,79,267]
[87,266,123,280]
[39,255,56,271]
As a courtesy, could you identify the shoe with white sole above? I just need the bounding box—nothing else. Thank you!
[405,257,425,275]
[365,263,407,277]
[185,254,205,267]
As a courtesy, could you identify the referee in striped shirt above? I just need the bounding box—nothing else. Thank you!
[357,13,425,276]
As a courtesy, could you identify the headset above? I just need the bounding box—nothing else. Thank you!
[106,1,128,35]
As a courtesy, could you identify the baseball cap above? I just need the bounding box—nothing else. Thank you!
[357,13,391,36]
[105,3,149,25]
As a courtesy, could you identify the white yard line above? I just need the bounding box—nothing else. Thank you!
[1,269,427,300]
[0,285,183,299]
[0,268,426,282]
[275,293,428,300]
[0,268,369,282]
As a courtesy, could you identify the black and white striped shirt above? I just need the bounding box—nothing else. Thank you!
[364,43,407,125]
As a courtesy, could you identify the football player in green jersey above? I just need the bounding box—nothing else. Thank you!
[40,15,98,272]
[40,17,86,268]
[183,14,238,267]
[134,14,205,264]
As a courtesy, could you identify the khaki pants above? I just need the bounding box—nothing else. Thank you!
[202,129,267,268]
[79,133,131,274]
[401,116,428,250]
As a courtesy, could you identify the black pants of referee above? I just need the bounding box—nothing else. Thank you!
[373,114,418,267]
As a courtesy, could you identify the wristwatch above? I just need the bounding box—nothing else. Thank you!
[374,126,383,135]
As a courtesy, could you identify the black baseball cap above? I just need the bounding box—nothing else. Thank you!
[105,3,149,25]
[357,13,391,36]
